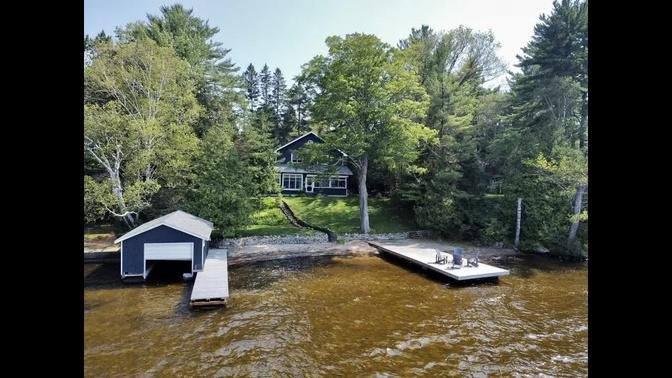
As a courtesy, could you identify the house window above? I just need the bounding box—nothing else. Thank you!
[282,174,303,190]
[312,176,347,188]
[330,177,347,188]
[290,152,302,163]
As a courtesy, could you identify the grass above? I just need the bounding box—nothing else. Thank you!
[87,196,418,239]
[229,197,315,237]
[84,224,118,250]
[284,196,416,234]
[239,195,415,236]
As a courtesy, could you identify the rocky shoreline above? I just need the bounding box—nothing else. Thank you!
[219,230,433,248]
[84,231,522,268]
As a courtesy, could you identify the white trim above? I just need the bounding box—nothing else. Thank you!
[281,173,303,191]
[199,239,205,272]
[275,132,322,152]
[115,223,211,244]
[290,152,302,163]
[143,242,194,279]
[305,175,314,193]
[120,241,124,278]
[306,174,348,189]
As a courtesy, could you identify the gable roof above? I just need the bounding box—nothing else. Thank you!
[275,131,349,158]
[114,210,214,244]
[275,132,323,152]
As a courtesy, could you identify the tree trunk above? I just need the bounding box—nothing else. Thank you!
[568,185,586,247]
[110,173,135,229]
[579,91,588,152]
[358,157,370,234]
[514,198,522,250]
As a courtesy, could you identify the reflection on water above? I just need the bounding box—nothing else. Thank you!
[85,254,587,377]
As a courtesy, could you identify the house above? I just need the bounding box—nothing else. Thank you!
[114,210,213,280]
[275,132,353,196]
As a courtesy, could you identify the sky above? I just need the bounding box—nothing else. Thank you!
[84,0,556,88]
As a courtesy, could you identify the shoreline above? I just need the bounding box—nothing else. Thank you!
[84,238,522,266]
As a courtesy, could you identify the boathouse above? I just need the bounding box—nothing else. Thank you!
[114,210,213,280]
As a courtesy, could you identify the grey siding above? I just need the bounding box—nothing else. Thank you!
[313,187,347,196]
[121,225,205,277]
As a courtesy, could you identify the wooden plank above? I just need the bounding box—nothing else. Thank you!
[369,242,509,281]
[190,248,229,306]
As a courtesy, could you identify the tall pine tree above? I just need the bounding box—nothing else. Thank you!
[115,4,242,138]
[271,68,288,143]
[490,0,588,254]
[243,63,260,111]
[259,64,272,108]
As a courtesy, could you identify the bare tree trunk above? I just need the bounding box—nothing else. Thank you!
[568,185,586,247]
[110,173,135,228]
[514,198,522,250]
[579,92,588,151]
[358,157,370,234]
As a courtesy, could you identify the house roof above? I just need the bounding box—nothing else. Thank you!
[275,163,353,176]
[275,131,349,159]
[275,132,323,152]
[114,210,214,244]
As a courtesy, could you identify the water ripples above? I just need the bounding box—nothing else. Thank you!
[85,255,587,377]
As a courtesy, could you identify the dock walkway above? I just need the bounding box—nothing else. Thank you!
[369,242,509,281]
[190,248,229,307]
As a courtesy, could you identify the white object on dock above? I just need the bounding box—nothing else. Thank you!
[369,242,509,281]
[190,248,229,307]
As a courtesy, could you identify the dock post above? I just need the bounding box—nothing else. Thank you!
[514,198,522,250]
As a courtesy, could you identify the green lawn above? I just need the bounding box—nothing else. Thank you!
[229,197,315,237]
[284,196,416,234]
[89,196,418,239]
[231,195,416,237]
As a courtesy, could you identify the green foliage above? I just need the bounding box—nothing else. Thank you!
[116,4,242,137]
[487,0,588,253]
[84,176,113,224]
[85,39,201,125]
[84,38,202,228]
[187,117,279,236]
[243,63,260,110]
[236,119,281,197]
[395,25,506,241]
[82,2,588,255]
[305,34,434,169]
[187,123,254,235]
[259,64,272,107]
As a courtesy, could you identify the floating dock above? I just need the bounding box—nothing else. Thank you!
[369,242,509,281]
[190,248,229,307]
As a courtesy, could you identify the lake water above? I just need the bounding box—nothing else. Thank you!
[84,253,587,377]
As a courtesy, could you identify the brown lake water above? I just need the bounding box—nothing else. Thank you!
[84,253,587,377]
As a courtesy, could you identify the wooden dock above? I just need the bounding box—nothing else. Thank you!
[369,242,509,281]
[190,248,229,307]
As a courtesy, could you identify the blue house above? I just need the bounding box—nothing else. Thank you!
[275,132,353,196]
[114,210,213,280]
